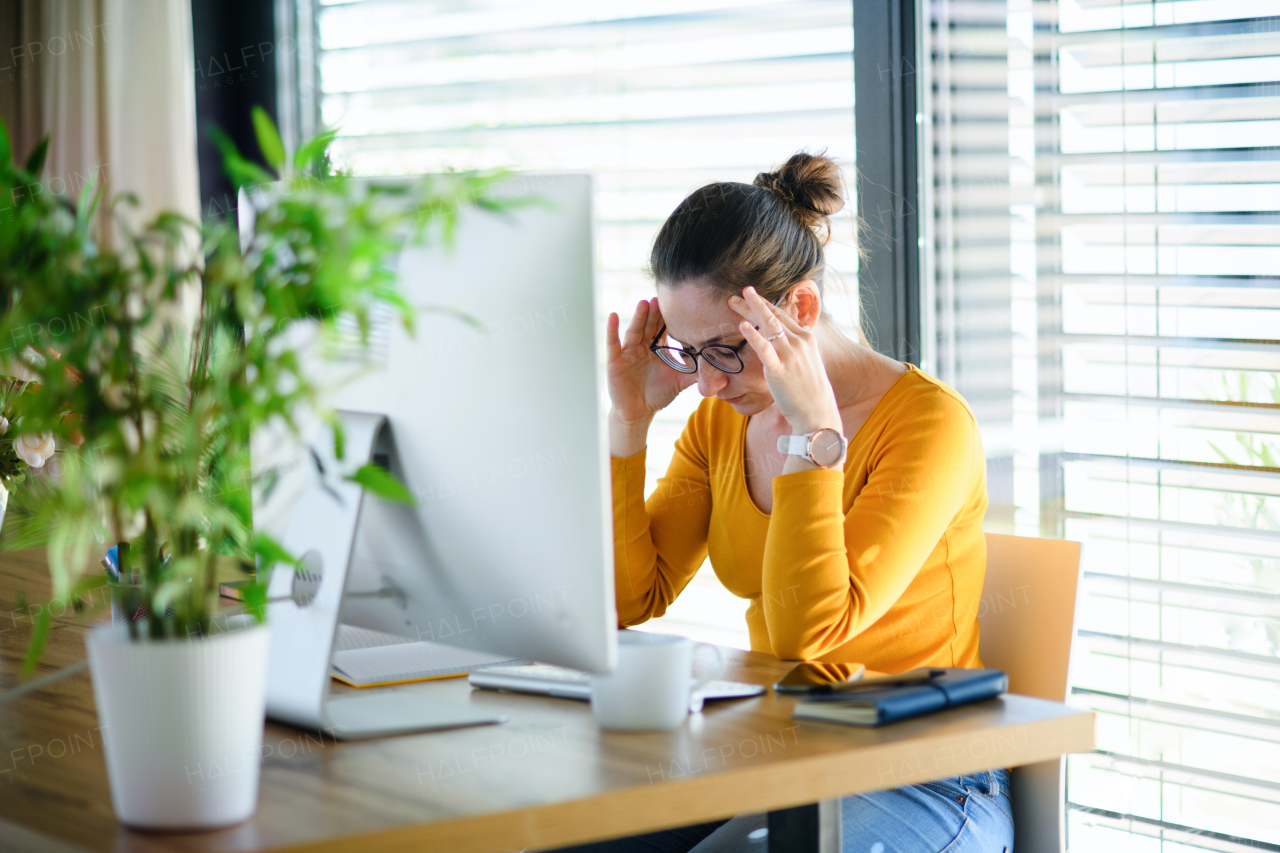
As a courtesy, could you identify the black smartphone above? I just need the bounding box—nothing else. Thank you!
[773,662,867,695]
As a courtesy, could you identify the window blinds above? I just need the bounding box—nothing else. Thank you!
[1051,3,1280,848]
[926,0,1020,531]
[303,0,856,648]
[935,0,1280,849]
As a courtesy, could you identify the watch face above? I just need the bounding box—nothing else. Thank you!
[809,429,846,468]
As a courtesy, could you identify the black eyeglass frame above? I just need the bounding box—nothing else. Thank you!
[648,294,787,375]
[650,326,747,373]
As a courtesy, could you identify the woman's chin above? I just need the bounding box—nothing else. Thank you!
[719,393,769,415]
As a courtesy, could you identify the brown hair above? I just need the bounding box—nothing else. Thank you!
[649,151,847,313]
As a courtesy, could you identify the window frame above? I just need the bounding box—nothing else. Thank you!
[853,0,928,365]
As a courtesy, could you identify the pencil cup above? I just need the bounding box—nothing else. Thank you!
[590,631,723,731]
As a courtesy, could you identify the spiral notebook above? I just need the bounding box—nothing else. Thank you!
[329,625,526,688]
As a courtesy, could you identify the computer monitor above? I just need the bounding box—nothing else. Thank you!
[249,173,617,736]
[326,172,617,674]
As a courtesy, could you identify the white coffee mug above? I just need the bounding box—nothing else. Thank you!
[590,631,724,731]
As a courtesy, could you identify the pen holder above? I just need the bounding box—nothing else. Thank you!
[109,575,151,625]
[107,574,186,625]
[104,545,183,625]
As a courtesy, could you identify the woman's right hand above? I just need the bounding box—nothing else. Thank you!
[605,298,694,454]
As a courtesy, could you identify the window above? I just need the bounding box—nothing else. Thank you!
[932,0,1280,848]
[297,0,857,649]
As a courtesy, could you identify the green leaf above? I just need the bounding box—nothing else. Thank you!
[70,574,111,614]
[330,415,346,461]
[0,118,11,168]
[251,106,286,172]
[475,192,555,214]
[370,286,416,332]
[210,126,275,189]
[294,128,338,172]
[226,154,275,190]
[209,124,241,162]
[74,177,101,234]
[21,607,51,679]
[23,136,49,177]
[419,303,482,330]
[240,579,268,623]
[347,463,416,505]
[72,174,96,216]
[253,532,298,571]
[152,578,191,614]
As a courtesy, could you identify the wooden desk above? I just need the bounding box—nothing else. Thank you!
[0,549,1095,853]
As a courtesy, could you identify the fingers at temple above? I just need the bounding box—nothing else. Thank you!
[620,300,648,349]
[740,320,784,371]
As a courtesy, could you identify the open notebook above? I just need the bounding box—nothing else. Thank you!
[330,625,527,688]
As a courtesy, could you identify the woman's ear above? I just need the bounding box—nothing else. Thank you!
[786,280,822,328]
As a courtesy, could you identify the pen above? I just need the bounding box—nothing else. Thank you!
[101,545,120,581]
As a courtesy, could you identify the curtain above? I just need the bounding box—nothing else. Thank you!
[0,0,200,237]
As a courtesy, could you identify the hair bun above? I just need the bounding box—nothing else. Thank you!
[753,151,844,233]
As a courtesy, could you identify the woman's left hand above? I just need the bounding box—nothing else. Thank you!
[729,286,843,436]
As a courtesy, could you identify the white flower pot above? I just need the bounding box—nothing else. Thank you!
[85,618,270,829]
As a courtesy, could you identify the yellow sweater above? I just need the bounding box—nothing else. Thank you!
[611,364,988,671]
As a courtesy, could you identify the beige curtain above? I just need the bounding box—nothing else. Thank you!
[0,0,201,235]
[0,2,46,171]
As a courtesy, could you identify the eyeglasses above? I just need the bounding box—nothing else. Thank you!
[649,325,751,374]
[648,295,786,375]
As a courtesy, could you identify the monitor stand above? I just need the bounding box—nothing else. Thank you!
[262,411,507,740]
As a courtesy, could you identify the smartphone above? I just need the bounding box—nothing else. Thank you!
[822,667,945,694]
[773,661,867,695]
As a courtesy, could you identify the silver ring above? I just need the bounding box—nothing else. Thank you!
[766,329,786,342]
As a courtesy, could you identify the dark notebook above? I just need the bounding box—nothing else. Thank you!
[792,668,1008,727]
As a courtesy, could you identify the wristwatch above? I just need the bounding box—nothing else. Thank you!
[776,428,849,469]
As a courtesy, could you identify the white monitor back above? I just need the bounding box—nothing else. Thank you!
[319,173,615,673]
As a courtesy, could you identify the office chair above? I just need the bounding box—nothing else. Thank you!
[978,532,1083,853]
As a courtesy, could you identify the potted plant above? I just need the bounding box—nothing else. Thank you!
[0,110,508,828]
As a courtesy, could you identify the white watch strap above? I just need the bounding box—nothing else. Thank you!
[777,434,810,457]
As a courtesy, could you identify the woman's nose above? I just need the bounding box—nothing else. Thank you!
[696,361,728,397]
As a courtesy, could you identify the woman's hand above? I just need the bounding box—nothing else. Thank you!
[605,298,694,456]
[729,286,842,437]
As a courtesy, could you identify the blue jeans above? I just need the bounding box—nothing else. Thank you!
[548,769,1013,853]
[843,769,1013,853]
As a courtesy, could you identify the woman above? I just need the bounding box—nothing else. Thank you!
[563,153,1011,853]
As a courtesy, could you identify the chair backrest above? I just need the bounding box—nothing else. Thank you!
[978,532,1083,853]
[978,533,1082,702]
